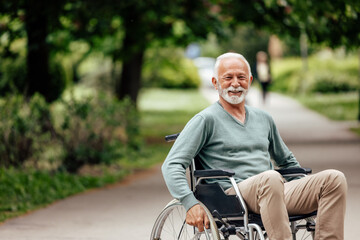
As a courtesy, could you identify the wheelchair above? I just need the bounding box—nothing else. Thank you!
[151,133,317,240]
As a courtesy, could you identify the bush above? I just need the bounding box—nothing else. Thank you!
[0,94,51,168]
[0,57,27,95]
[270,57,304,94]
[56,92,141,173]
[142,47,201,89]
[271,53,359,94]
[311,73,358,93]
[0,92,141,173]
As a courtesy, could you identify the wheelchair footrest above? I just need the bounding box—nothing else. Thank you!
[306,221,316,232]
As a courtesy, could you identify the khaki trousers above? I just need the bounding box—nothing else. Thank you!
[225,169,347,240]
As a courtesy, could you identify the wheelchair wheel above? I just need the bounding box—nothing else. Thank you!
[150,199,220,240]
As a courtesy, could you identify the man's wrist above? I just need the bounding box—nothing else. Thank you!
[180,193,199,212]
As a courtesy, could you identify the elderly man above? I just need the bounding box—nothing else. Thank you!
[161,52,347,240]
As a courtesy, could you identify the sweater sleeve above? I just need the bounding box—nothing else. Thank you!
[161,115,208,212]
[268,116,301,169]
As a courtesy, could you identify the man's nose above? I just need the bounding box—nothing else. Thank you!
[231,77,240,87]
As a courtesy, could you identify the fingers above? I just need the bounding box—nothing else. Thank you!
[186,204,210,232]
[204,211,210,230]
[197,219,205,232]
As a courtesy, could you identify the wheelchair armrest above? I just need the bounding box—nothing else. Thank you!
[276,167,312,176]
[165,133,180,142]
[194,169,235,178]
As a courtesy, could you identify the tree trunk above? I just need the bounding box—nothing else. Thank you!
[115,14,146,105]
[116,50,144,104]
[25,0,51,101]
[358,49,360,122]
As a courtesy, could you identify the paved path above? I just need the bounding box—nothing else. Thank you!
[0,87,359,239]
[0,167,173,240]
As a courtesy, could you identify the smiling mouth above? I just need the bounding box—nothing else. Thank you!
[228,90,243,94]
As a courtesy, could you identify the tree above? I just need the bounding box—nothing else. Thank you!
[110,0,226,104]
[0,0,65,102]
[220,0,359,49]
[53,0,226,105]
[3,0,358,108]
[219,0,360,120]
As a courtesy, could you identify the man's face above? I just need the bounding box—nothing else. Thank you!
[213,57,252,105]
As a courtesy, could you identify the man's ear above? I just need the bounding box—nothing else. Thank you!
[249,76,253,85]
[212,77,218,90]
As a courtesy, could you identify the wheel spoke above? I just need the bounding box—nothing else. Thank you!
[151,201,219,240]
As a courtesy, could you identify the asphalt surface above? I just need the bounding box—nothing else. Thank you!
[0,87,359,239]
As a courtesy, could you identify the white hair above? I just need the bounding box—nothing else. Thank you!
[213,52,252,80]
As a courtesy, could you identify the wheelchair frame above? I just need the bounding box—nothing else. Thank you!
[191,158,316,240]
[151,133,317,240]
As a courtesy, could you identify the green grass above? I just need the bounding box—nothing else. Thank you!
[0,167,129,222]
[138,88,210,140]
[294,93,360,139]
[295,92,360,135]
[351,127,360,135]
[0,88,210,222]
[296,92,359,121]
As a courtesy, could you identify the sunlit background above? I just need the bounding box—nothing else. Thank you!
[0,0,359,239]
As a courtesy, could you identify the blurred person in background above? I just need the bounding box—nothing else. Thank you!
[255,51,272,104]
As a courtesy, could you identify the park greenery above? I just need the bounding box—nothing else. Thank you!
[1,51,358,221]
[271,51,358,95]
[1,0,359,103]
[0,0,359,222]
[0,88,209,222]
[270,52,359,124]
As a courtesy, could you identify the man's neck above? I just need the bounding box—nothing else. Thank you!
[219,97,246,123]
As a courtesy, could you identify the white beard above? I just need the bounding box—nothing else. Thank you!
[217,82,248,104]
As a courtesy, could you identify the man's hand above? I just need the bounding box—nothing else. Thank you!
[186,204,210,232]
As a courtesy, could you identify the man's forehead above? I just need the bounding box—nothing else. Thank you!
[219,58,248,73]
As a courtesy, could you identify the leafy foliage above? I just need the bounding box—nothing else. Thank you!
[312,75,358,93]
[0,88,209,223]
[0,92,141,172]
[0,0,67,102]
[221,0,360,49]
[271,53,359,94]
[1,0,359,104]
[0,94,52,167]
[0,55,66,99]
[201,25,271,67]
[1,0,230,104]
[142,48,201,89]
[57,93,140,173]
[0,57,27,95]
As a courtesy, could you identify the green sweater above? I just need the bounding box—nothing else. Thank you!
[161,102,300,211]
